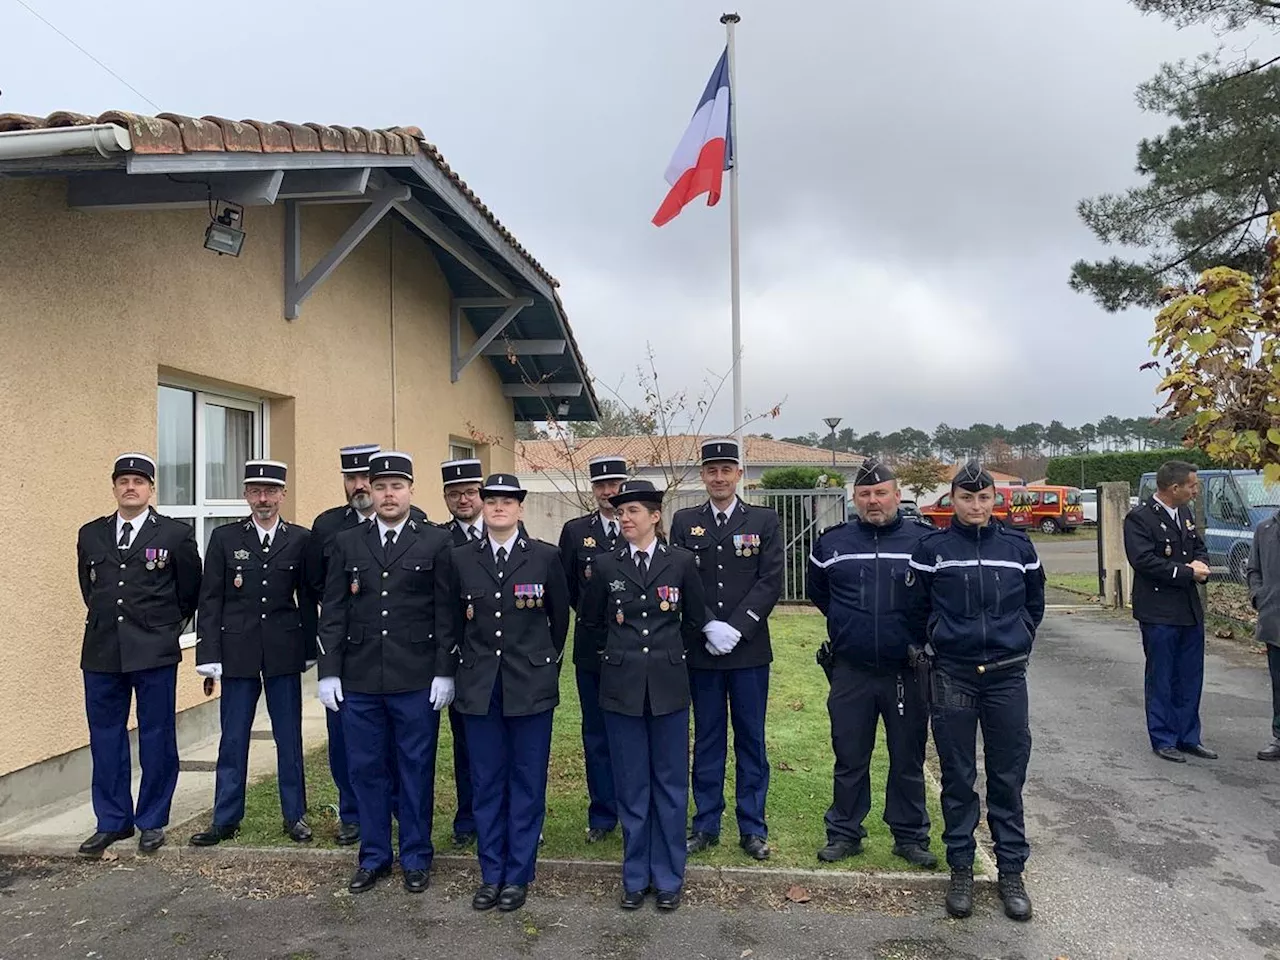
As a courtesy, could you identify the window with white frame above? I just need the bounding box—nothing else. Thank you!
[449,440,476,462]
[157,384,267,553]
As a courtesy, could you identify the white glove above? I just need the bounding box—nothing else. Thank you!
[317,676,344,712]
[195,662,222,680]
[702,620,740,655]
[429,676,456,711]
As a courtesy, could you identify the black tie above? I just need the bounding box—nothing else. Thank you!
[607,521,618,542]
[470,526,482,542]
[496,546,508,579]
[716,511,728,528]
[383,529,396,557]
[118,521,133,550]
[261,533,270,551]
[636,551,648,578]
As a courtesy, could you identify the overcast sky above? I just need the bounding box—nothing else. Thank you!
[2,0,1236,439]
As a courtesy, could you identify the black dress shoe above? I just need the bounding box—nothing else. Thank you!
[1154,746,1187,763]
[998,871,1033,921]
[1179,743,1218,759]
[190,823,239,847]
[348,865,391,894]
[78,828,134,856]
[138,829,166,853]
[1259,739,1280,761]
[402,869,429,894]
[945,867,974,918]
[686,831,719,854]
[284,820,313,843]
[586,826,615,844]
[472,883,501,910]
[816,838,862,862]
[892,843,938,869]
[620,888,647,910]
[497,884,527,912]
[335,822,360,846]
[655,889,682,911]
[452,831,477,848]
[739,834,770,860]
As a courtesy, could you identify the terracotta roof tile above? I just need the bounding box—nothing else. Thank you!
[516,436,865,473]
[0,108,559,288]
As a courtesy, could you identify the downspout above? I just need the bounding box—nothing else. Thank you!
[0,124,131,160]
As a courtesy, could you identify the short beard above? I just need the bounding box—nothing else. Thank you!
[349,492,373,512]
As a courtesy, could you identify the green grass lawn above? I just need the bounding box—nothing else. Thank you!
[227,610,941,871]
[1046,572,1100,596]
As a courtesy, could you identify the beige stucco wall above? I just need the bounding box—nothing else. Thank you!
[0,177,516,777]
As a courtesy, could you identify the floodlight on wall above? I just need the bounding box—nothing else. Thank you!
[204,200,245,257]
[556,401,571,417]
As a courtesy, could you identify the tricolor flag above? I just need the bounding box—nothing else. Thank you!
[652,48,733,227]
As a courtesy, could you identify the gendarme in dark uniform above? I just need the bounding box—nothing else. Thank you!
[1122,460,1213,762]
[580,479,710,910]
[557,454,629,841]
[669,438,783,861]
[450,473,569,913]
[317,451,457,895]
[308,443,427,846]
[76,453,202,857]
[191,460,317,847]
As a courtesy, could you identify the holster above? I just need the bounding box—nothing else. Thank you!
[906,642,935,706]
[816,640,834,682]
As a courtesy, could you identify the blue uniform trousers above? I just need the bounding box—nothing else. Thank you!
[930,666,1031,873]
[328,702,401,824]
[463,678,554,887]
[575,667,617,831]
[83,665,179,833]
[1139,622,1205,751]
[341,689,439,872]
[825,662,930,846]
[689,665,770,838]
[446,704,476,836]
[604,705,689,894]
[212,675,305,826]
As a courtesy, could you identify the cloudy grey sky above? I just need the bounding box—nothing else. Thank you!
[2,0,1233,438]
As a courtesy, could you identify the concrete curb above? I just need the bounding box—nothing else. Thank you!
[0,842,992,890]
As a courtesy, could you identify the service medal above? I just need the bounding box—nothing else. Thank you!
[466,603,475,621]
[350,573,360,595]
[146,561,156,570]
[660,600,670,611]
[743,547,753,557]
[535,584,544,608]
[516,596,526,609]
[233,572,243,589]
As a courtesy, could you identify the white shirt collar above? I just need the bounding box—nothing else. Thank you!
[710,498,738,521]
[599,512,619,533]
[376,515,410,541]
[116,510,148,543]
[489,529,519,559]
[458,517,484,539]
[1153,494,1180,521]
[629,539,657,564]
[251,516,281,543]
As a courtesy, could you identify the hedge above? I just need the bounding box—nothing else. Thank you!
[759,466,846,489]
[1045,449,1219,494]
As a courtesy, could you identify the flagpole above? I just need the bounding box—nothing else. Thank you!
[721,11,743,484]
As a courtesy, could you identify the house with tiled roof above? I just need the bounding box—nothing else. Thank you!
[0,109,598,818]
[515,435,865,500]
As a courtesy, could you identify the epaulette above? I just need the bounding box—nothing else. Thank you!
[817,521,847,537]
[997,524,1031,541]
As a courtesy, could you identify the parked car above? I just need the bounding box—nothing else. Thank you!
[1078,489,1098,524]
[921,486,1025,529]
[1020,485,1086,534]
[899,499,933,526]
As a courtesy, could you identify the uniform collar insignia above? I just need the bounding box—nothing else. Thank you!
[658,544,667,554]
[518,538,527,549]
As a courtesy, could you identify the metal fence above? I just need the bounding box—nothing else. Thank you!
[666,489,847,602]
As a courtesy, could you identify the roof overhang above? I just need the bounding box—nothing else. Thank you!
[0,124,598,422]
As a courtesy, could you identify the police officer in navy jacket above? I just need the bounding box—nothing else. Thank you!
[76,453,202,857]
[557,454,629,843]
[581,479,710,911]
[450,474,569,914]
[907,461,1044,923]
[670,438,783,862]
[1122,459,1215,764]
[308,443,427,846]
[317,451,457,896]
[807,458,935,869]
[191,460,317,847]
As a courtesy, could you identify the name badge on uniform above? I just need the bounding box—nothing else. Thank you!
[583,536,597,548]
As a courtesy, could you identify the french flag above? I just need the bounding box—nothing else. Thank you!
[652,48,733,227]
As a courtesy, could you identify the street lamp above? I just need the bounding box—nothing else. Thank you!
[823,417,842,470]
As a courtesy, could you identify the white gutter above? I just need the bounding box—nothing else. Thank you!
[0,123,131,160]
